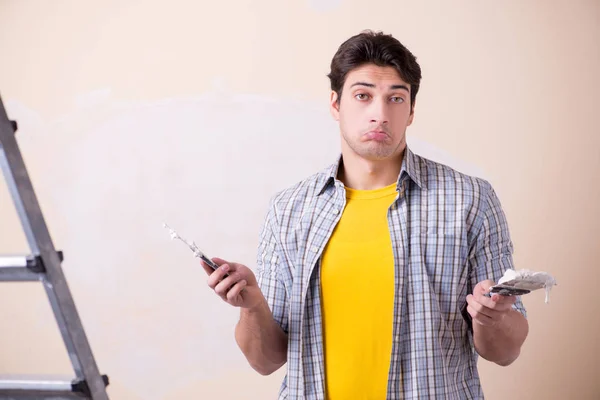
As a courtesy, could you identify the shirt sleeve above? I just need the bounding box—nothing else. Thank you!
[255,199,290,334]
[468,182,527,319]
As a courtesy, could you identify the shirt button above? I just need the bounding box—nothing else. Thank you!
[332,209,339,214]
[312,246,319,253]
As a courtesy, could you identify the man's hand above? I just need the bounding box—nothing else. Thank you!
[201,257,288,375]
[201,257,263,310]
[466,280,516,327]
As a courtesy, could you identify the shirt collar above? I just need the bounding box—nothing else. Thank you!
[316,146,427,196]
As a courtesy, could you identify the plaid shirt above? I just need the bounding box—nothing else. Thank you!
[256,147,527,400]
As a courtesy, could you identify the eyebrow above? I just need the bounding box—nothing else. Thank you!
[350,82,410,92]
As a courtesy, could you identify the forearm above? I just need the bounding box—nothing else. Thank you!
[473,309,529,366]
[234,297,288,375]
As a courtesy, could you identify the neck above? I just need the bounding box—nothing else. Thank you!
[338,148,405,190]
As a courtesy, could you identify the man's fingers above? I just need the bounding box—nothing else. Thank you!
[476,290,515,312]
[490,294,516,311]
[201,257,227,275]
[226,280,247,302]
[467,294,502,320]
[212,257,234,268]
[477,280,495,294]
[207,264,231,289]
[467,305,495,326]
[200,258,256,307]
[214,271,242,296]
[481,293,515,312]
[200,261,214,275]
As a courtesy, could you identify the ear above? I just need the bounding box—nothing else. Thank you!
[407,101,416,126]
[329,91,340,121]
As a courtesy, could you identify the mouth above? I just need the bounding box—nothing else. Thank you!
[364,130,389,141]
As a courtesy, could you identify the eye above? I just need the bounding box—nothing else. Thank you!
[390,96,405,103]
[355,93,370,101]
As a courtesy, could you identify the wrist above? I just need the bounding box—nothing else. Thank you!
[242,290,268,313]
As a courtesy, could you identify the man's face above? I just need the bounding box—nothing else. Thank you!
[330,64,414,161]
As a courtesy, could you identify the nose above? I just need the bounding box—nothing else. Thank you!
[369,97,389,125]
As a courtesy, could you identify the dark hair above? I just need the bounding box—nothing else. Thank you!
[327,30,422,110]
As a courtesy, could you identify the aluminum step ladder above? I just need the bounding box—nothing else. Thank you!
[0,93,110,400]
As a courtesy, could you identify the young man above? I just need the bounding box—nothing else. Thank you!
[202,30,529,400]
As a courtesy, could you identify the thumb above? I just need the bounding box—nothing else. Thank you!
[200,257,227,273]
[479,279,495,292]
[211,257,230,266]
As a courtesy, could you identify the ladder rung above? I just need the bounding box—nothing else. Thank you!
[0,376,88,399]
[0,267,41,281]
[0,377,72,391]
[0,375,109,398]
[0,255,44,281]
[0,252,65,276]
[0,390,87,399]
[0,256,29,268]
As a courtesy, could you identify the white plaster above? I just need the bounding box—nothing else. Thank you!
[497,269,558,303]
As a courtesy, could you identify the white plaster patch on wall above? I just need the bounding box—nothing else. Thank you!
[73,88,112,110]
[307,0,344,12]
[4,85,486,399]
[5,100,45,142]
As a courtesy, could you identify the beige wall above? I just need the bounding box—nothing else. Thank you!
[1,0,598,399]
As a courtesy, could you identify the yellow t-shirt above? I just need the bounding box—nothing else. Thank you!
[320,182,397,399]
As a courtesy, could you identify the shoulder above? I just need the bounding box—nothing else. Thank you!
[412,152,504,235]
[264,163,334,224]
[414,151,494,204]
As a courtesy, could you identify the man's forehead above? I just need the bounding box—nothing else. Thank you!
[345,65,409,89]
